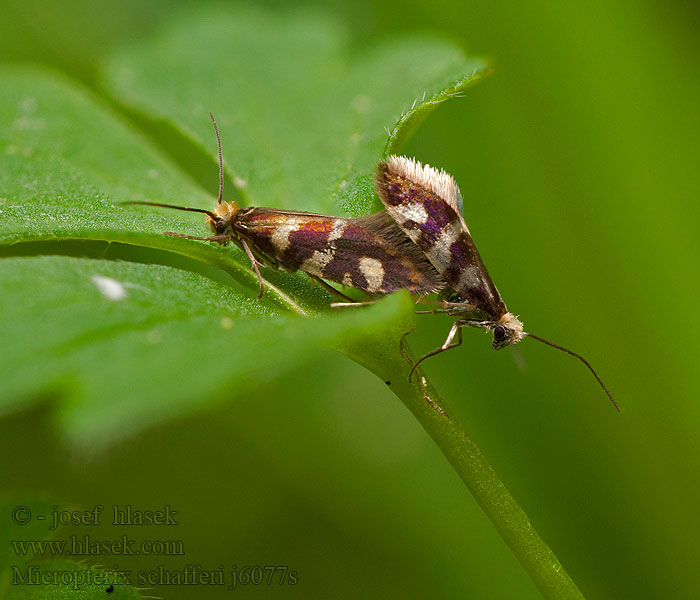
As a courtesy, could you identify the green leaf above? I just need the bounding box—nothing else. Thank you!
[0,253,414,448]
[101,5,487,215]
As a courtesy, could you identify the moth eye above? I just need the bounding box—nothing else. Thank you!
[494,325,507,341]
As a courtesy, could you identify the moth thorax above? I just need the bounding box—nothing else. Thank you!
[492,312,525,350]
[208,201,240,235]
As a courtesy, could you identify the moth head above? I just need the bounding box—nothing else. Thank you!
[208,201,239,235]
[492,312,525,350]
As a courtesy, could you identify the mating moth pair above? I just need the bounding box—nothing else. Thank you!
[125,114,618,411]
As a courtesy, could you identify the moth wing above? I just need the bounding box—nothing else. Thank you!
[354,211,446,293]
[375,156,507,319]
[234,208,445,295]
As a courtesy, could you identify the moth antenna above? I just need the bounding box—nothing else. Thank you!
[525,333,620,412]
[209,111,224,205]
[121,201,216,219]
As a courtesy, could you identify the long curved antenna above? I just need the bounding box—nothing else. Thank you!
[209,111,224,205]
[121,201,216,219]
[525,333,620,412]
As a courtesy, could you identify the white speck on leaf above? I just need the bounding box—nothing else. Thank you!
[92,275,128,301]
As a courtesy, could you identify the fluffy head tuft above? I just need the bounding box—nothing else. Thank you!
[213,201,239,221]
[492,312,525,349]
[208,201,240,234]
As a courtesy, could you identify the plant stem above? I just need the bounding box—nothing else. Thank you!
[339,316,586,600]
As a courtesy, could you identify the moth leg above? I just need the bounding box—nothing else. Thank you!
[414,296,475,316]
[309,275,355,303]
[413,295,441,314]
[330,300,379,308]
[415,308,452,315]
[240,239,265,300]
[408,320,465,382]
[165,231,266,298]
[413,293,427,304]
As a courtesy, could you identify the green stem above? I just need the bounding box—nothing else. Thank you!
[339,323,585,600]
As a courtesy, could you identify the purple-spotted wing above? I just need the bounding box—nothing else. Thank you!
[375,156,507,319]
[232,207,445,294]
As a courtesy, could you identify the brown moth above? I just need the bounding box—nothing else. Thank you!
[375,155,619,411]
[123,114,445,300]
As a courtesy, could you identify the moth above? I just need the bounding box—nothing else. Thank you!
[123,114,444,300]
[124,114,616,410]
[374,155,619,411]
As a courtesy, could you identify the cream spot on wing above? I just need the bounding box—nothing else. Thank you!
[92,275,127,301]
[385,206,422,242]
[425,223,459,271]
[359,257,385,292]
[327,221,347,242]
[301,249,335,277]
[457,264,481,290]
[342,272,353,287]
[270,220,300,253]
[400,202,428,224]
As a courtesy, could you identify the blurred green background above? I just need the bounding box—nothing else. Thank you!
[1,1,699,599]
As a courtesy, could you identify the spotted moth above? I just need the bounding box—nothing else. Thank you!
[375,155,618,411]
[123,115,616,410]
[124,114,444,300]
